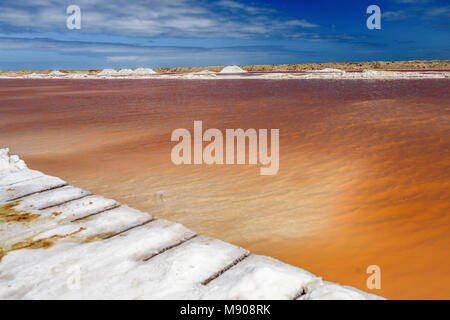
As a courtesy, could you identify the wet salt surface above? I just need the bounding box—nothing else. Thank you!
[0,79,449,299]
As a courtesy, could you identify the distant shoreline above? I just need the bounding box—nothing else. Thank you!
[1,59,449,75]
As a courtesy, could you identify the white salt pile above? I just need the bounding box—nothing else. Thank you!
[220,65,247,73]
[117,69,134,75]
[361,70,381,77]
[66,73,88,79]
[48,70,66,76]
[98,68,157,76]
[98,69,119,76]
[26,73,45,79]
[133,68,157,75]
[312,68,344,73]
[0,148,27,173]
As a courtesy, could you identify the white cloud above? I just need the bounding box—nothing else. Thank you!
[0,0,319,39]
[425,6,450,17]
[382,11,408,21]
[285,20,319,28]
[107,56,150,62]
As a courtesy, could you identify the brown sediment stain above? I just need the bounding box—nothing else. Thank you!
[10,227,86,251]
[81,233,116,243]
[7,188,15,191]
[52,211,62,216]
[2,226,116,260]
[0,202,40,224]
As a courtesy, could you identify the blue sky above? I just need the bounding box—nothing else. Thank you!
[0,0,448,70]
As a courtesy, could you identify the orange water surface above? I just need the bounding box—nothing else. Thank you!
[0,79,449,299]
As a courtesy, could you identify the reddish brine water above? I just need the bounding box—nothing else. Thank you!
[0,79,449,299]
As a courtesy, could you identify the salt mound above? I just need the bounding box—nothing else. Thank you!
[312,68,344,73]
[0,148,27,173]
[98,68,156,76]
[220,65,247,73]
[361,70,381,77]
[116,69,134,75]
[49,70,66,76]
[27,73,42,78]
[134,68,157,75]
[98,69,119,76]
[66,73,88,79]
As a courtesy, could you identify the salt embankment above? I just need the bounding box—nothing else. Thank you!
[312,68,345,73]
[98,69,119,76]
[134,68,157,75]
[48,70,66,76]
[1,67,448,80]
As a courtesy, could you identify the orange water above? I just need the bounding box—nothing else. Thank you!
[1,79,449,299]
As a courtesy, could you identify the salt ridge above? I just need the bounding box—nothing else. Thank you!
[2,68,449,80]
